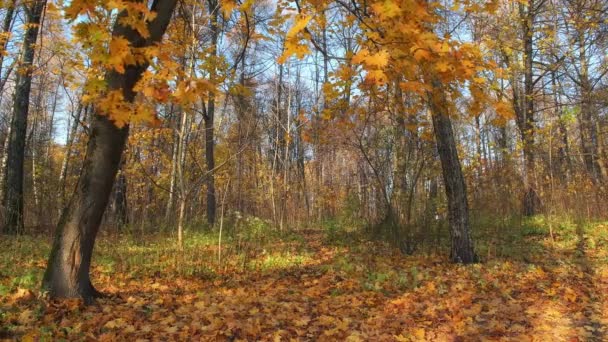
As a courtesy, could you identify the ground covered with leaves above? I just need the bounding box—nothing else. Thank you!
[2,218,608,341]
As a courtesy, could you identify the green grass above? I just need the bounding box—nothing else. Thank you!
[0,225,313,295]
[1,215,607,297]
[250,252,313,271]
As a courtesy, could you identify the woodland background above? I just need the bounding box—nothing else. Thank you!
[0,0,607,340]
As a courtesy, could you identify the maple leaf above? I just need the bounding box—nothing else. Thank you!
[286,14,311,39]
[399,81,429,94]
[365,69,388,85]
[371,0,401,19]
[435,61,451,73]
[493,100,514,120]
[108,37,131,74]
[278,14,313,63]
[353,49,389,68]
[412,47,431,61]
[221,0,238,17]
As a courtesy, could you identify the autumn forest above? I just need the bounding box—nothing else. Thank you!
[1,0,608,340]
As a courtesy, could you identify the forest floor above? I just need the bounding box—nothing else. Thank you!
[1,218,608,341]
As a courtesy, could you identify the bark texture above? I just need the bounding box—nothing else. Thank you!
[519,0,542,216]
[2,0,46,234]
[429,80,477,264]
[203,0,219,225]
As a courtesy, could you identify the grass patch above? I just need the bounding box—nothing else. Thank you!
[249,252,313,271]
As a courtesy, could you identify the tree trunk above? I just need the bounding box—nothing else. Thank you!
[165,104,178,222]
[517,0,541,216]
[0,0,17,102]
[577,32,603,183]
[551,70,572,182]
[176,107,188,247]
[112,159,128,228]
[204,104,216,225]
[428,80,477,264]
[45,77,62,167]
[59,102,85,204]
[203,0,219,226]
[2,0,46,234]
[42,0,177,301]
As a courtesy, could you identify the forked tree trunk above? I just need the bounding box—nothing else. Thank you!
[42,0,177,302]
[2,0,46,234]
[428,80,477,264]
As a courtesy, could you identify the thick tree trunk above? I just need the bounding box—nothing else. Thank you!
[518,0,541,216]
[43,113,129,300]
[2,0,46,234]
[42,0,177,301]
[428,80,477,264]
[578,67,603,183]
[522,6,539,215]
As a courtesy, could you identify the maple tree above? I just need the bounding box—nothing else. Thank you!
[42,0,178,302]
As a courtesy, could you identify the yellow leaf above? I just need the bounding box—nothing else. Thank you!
[353,49,389,68]
[351,49,369,64]
[164,325,178,333]
[108,37,131,74]
[346,333,363,341]
[104,318,126,329]
[435,61,450,72]
[142,85,155,98]
[279,41,310,64]
[286,14,311,39]
[493,100,514,119]
[412,48,431,61]
[412,327,426,340]
[221,0,237,17]
[18,309,35,325]
[365,69,387,85]
[21,332,37,342]
[399,81,429,94]
[371,0,401,19]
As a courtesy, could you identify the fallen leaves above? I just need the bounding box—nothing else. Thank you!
[1,230,608,340]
